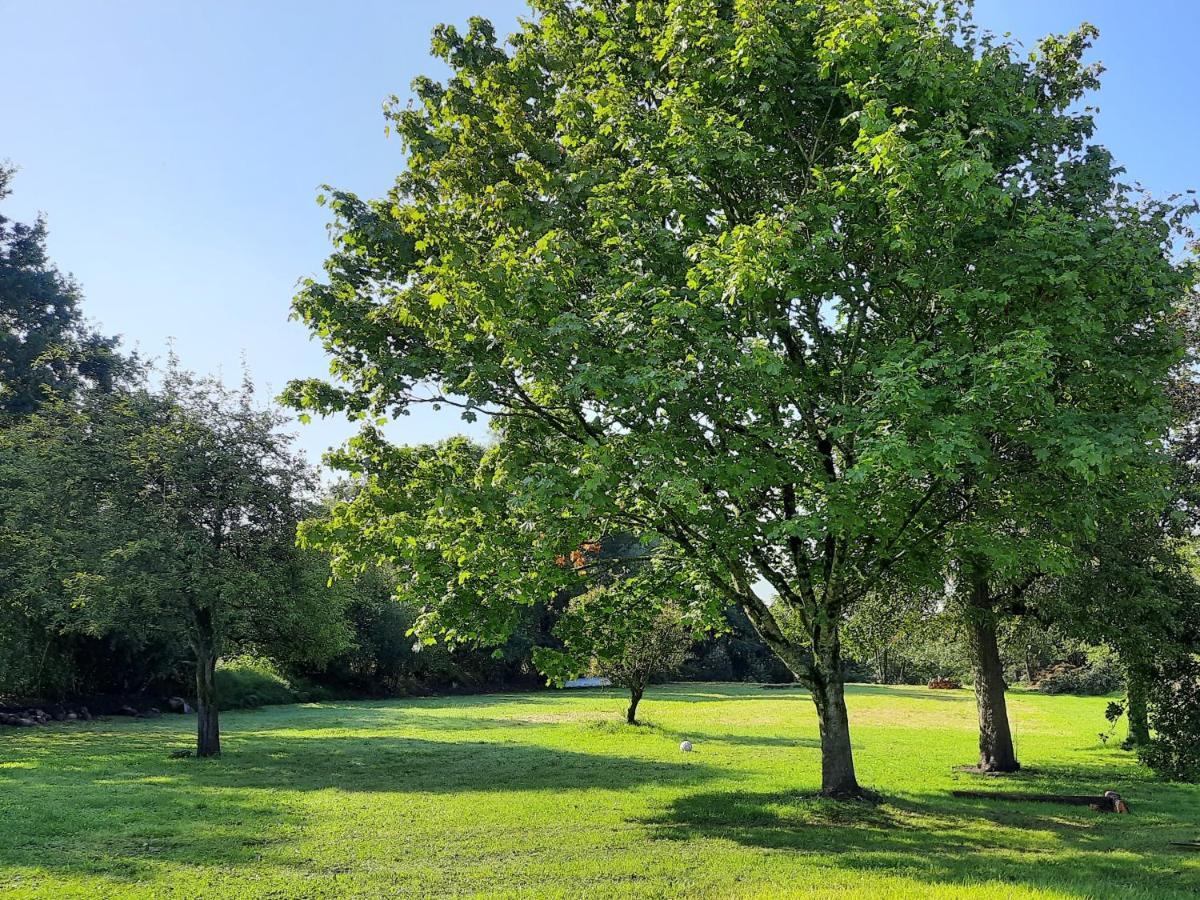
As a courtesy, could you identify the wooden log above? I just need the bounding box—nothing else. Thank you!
[951,789,1129,813]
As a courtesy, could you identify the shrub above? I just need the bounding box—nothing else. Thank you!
[1036,646,1122,696]
[215,656,298,709]
[1139,655,1200,782]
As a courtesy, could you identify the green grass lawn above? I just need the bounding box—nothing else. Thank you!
[2,683,1198,898]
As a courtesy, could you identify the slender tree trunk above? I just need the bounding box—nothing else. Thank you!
[626,685,643,724]
[1124,668,1150,748]
[967,567,1019,772]
[193,609,221,758]
[34,633,53,698]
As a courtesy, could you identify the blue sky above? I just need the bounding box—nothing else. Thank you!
[2,0,1197,466]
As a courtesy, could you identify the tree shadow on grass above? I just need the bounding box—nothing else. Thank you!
[0,727,720,886]
[200,732,719,795]
[648,722,824,750]
[271,690,591,716]
[0,728,719,798]
[233,707,549,734]
[0,763,293,883]
[943,747,1169,792]
[341,691,563,710]
[846,684,974,703]
[642,684,974,707]
[639,783,1200,897]
[640,687,809,704]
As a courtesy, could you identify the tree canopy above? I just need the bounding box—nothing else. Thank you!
[1,361,345,754]
[0,165,126,418]
[287,0,1193,797]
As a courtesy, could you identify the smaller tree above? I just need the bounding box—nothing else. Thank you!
[538,580,692,725]
[56,361,333,756]
[300,438,719,717]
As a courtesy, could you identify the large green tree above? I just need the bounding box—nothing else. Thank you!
[0,165,125,418]
[946,294,1191,772]
[82,364,340,756]
[1,166,138,697]
[287,1,1188,796]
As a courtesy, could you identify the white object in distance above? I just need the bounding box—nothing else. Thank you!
[679,740,693,752]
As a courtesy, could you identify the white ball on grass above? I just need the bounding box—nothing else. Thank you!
[679,740,693,752]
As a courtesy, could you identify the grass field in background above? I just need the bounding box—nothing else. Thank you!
[2,683,1198,898]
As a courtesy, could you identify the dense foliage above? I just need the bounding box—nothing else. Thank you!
[0,165,126,418]
[681,605,797,684]
[1140,655,1200,782]
[286,0,1192,795]
[0,364,351,753]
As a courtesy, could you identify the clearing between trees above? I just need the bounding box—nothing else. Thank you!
[1,683,1197,898]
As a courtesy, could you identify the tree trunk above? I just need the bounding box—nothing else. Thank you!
[810,673,860,797]
[193,609,221,758]
[741,600,862,798]
[626,686,643,724]
[1124,668,1150,748]
[806,625,862,798]
[967,568,1019,772]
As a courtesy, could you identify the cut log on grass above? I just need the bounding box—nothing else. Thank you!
[1170,842,1200,850]
[951,789,1130,813]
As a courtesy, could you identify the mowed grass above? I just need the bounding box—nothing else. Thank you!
[2,684,1199,898]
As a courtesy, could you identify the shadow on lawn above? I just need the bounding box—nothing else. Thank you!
[370,691,571,710]
[641,683,973,705]
[648,722,823,750]
[640,688,810,704]
[640,777,1200,897]
[846,684,974,703]
[0,730,718,798]
[0,758,291,881]
[234,707,544,734]
[216,732,718,795]
[0,729,719,884]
